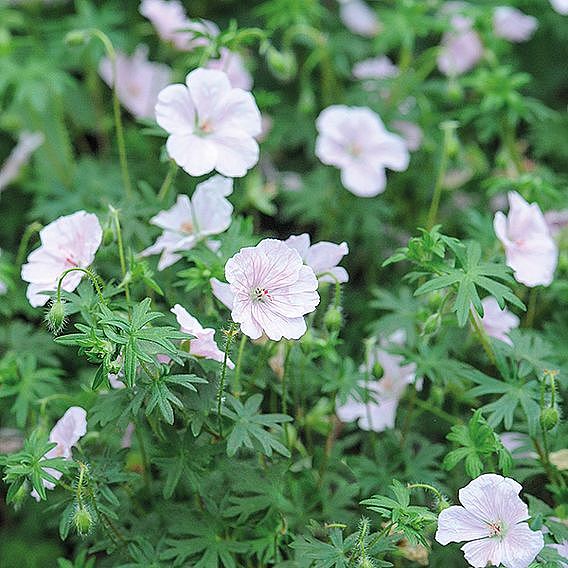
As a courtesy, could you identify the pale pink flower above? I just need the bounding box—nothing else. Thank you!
[0,131,44,193]
[21,211,102,307]
[141,175,233,270]
[480,297,519,346]
[32,407,87,501]
[336,332,417,432]
[549,540,568,559]
[392,120,423,152]
[494,192,558,287]
[99,45,172,119]
[338,0,380,37]
[315,105,409,197]
[544,209,568,237]
[171,304,234,368]
[500,432,536,460]
[121,422,135,449]
[285,234,349,284]
[206,48,253,90]
[155,68,262,177]
[139,0,219,51]
[493,7,537,43]
[352,56,399,80]
[551,0,568,15]
[437,4,483,76]
[435,474,544,568]
[224,239,319,341]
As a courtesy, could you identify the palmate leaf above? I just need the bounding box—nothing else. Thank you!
[221,394,292,458]
[289,527,351,568]
[414,241,525,327]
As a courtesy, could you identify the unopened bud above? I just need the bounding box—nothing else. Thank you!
[102,227,115,246]
[540,407,559,431]
[65,30,90,46]
[45,299,67,334]
[437,496,451,511]
[371,362,383,379]
[74,506,93,536]
[324,306,343,331]
[422,313,442,336]
[266,46,297,81]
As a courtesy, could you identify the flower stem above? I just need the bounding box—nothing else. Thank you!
[469,306,496,366]
[16,221,42,266]
[88,29,133,199]
[56,267,104,302]
[413,397,460,425]
[281,341,293,448]
[157,160,178,201]
[109,206,131,305]
[232,333,247,397]
[426,121,458,230]
[524,287,538,328]
[217,322,238,436]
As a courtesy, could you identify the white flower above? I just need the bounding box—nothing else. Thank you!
[32,407,87,501]
[435,474,544,568]
[0,131,44,193]
[224,239,320,341]
[494,192,558,287]
[171,304,234,368]
[206,48,253,90]
[210,277,234,310]
[352,56,398,80]
[141,175,233,270]
[338,0,380,37]
[493,7,538,43]
[21,211,103,307]
[139,0,219,51]
[336,331,417,432]
[550,0,568,15]
[284,234,349,284]
[549,540,568,559]
[155,68,262,177]
[480,297,519,346]
[315,105,409,197]
[99,45,172,119]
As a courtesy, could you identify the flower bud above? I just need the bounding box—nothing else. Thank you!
[540,407,559,431]
[65,30,90,46]
[324,306,343,331]
[73,506,93,536]
[371,361,383,379]
[422,313,442,336]
[266,46,297,81]
[45,299,67,334]
[102,227,115,246]
[437,496,451,511]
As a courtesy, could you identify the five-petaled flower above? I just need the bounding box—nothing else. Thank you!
[223,239,320,341]
[99,45,172,119]
[315,105,409,197]
[493,6,538,43]
[494,191,558,287]
[435,474,544,568]
[336,331,418,431]
[155,68,262,177]
[31,407,87,501]
[21,211,103,307]
[141,175,233,270]
[171,304,234,368]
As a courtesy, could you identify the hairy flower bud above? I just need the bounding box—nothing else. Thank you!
[324,306,343,331]
[422,313,442,336]
[65,30,90,46]
[102,227,115,246]
[540,407,559,431]
[45,299,67,334]
[74,506,93,536]
[265,46,297,81]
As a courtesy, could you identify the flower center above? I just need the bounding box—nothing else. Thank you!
[65,256,78,267]
[348,143,362,157]
[487,520,506,540]
[250,286,271,302]
[198,120,213,135]
[180,221,193,233]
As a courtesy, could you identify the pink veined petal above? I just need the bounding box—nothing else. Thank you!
[210,278,234,310]
[155,84,196,134]
[191,175,233,236]
[340,161,387,197]
[171,304,203,336]
[166,133,218,176]
[250,303,307,340]
[264,265,320,318]
[210,133,259,178]
[506,245,557,287]
[232,308,263,340]
[186,68,232,125]
[461,537,503,568]
[435,505,491,545]
[500,523,544,568]
[25,283,53,308]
